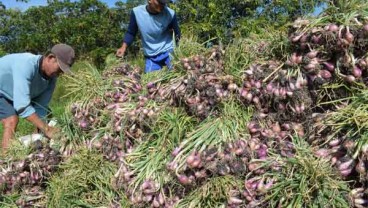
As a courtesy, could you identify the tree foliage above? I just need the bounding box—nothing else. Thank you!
[173,0,327,44]
[0,0,133,65]
[0,2,4,10]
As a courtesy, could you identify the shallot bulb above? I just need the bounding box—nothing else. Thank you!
[328,24,339,32]
[311,34,322,44]
[345,27,354,43]
[344,75,356,83]
[352,66,362,78]
[363,24,368,32]
[320,70,332,79]
[322,62,335,72]
[306,50,318,59]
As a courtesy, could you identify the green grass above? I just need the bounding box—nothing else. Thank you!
[46,148,123,207]
[264,137,350,208]
[177,175,243,208]
[126,107,196,192]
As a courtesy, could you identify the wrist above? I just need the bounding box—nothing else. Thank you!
[42,125,49,133]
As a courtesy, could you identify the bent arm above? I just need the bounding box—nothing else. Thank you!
[122,11,138,47]
[169,13,181,45]
[117,11,138,57]
[32,78,56,119]
[12,63,36,118]
[26,113,49,133]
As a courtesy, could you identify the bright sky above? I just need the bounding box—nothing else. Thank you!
[2,0,127,10]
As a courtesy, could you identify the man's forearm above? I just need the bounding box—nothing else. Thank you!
[26,113,49,132]
[122,11,138,46]
[169,14,181,45]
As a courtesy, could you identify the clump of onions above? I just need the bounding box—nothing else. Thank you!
[186,152,202,168]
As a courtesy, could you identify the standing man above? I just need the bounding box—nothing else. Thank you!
[116,0,181,73]
[0,44,75,153]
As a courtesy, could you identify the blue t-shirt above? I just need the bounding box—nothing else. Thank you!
[123,5,181,57]
[0,53,56,118]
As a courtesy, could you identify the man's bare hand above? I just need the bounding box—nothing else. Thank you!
[43,126,60,140]
[116,43,128,58]
[116,47,125,57]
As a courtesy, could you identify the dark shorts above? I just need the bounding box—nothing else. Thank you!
[0,93,17,120]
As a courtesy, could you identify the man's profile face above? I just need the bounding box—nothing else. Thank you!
[148,0,165,13]
[44,55,63,78]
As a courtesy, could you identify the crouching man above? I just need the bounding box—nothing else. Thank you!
[0,44,75,153]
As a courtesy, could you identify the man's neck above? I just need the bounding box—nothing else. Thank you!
[39,57,50,80]
[146,5,160,15]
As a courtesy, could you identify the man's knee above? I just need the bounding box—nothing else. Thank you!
[1,116,18,130]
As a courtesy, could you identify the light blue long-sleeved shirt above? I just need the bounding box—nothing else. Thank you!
[123,5,180,57]
[0,53,56,119]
